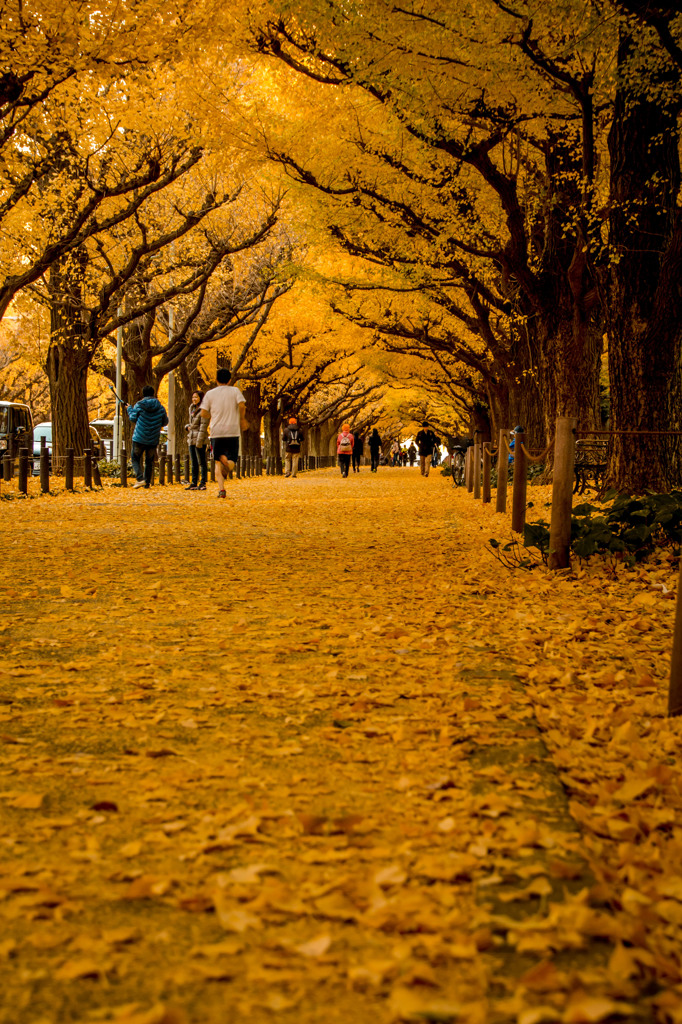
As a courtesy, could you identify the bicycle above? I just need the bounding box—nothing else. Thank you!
[450,447,466,486]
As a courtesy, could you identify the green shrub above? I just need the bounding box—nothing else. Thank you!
[513,491,682,565]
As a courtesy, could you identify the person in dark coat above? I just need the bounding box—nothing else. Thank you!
[127,386,168,489]
[415,421,440,478]
[368,429,382,472]
[352,431,364,473]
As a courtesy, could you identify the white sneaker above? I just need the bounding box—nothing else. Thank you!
[133,480,146,489]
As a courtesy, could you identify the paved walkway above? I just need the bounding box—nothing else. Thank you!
[0,470,678,1024]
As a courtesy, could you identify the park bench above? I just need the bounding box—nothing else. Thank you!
[574,439,608,494]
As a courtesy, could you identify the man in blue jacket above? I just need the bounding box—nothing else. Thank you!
[127,385,169,489]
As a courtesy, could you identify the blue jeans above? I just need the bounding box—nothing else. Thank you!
[131,442,156,485]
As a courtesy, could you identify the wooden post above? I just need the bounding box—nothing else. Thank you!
[235,458,241,480]
[18,447,29,494]
[210,457,215,482]
[548,416,577,570]
[183,454,190,483]
[120,445,127,487]
[473,437,481,499]
[511,430,527,533]
[83,448,92,489]
[669,556,682,717]
[65,448,74,491]
[3,454,11,482]
[482,443,491,503]
[92,459,102,488]
[40,447,50,493]
[167,454,173,484]
[174,452,181,482]
[465,447,472,492]
[158,453,166,485]
[496,429,509,513]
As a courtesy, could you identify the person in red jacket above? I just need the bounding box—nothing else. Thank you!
[337,423,354,477]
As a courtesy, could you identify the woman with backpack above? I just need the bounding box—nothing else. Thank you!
[337,423,354,477]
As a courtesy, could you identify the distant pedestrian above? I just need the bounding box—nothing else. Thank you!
[337,423,354,477]
[185,390,207,490]
[415,421,440,478]
[390,440,400,466]
[368,429,381,472]
[127,385,168,490]
[352,431,364,472]
[283,416,304,478]
[408,442,417,466]
[401,448,408,467]
[196,368,249,498]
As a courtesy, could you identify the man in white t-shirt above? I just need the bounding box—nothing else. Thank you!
[196,368,250,498]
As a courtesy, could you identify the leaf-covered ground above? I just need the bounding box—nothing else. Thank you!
[1,470,681,1024]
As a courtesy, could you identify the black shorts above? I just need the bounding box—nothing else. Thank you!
[212,437,240,462]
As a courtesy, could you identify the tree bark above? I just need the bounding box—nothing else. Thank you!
[45,252,92,462]
[241,383,262,459]
[605,30,682,491]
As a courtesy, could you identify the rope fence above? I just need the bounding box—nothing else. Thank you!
[0,446,362,497]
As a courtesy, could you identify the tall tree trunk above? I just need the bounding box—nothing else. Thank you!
[45,344,91,462]
[605,31,682,491]
[241,383,262,459]
[46,252,92,462]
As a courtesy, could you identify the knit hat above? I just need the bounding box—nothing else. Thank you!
[342,423,350,431]
[288,417,297,424]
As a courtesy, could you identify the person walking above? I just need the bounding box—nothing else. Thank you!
[408,442,417,466]
[368,428,381,472]
[352,430,364,473]
[185,390,207,490]
[127,385,168,489]
[415,421,440,478]
[283,416,304,478]
[196,367,249,498]
[337,423,354,477]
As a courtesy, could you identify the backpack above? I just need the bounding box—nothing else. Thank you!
[338,433,353,452]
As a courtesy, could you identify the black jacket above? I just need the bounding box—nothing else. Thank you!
[416,429,439,456]
[283,425,304,452]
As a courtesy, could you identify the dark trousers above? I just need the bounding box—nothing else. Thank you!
[190,444,207,485]
[370,451,380,471]
[131,441,156,485]
[338,454,351,477]
[352,451,362,472]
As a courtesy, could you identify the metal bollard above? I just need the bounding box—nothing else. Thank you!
[40,448,50,493]
[65,448,74,491]
[18,447,29,494]
[83,448,92,489]
[120,445,127,487]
